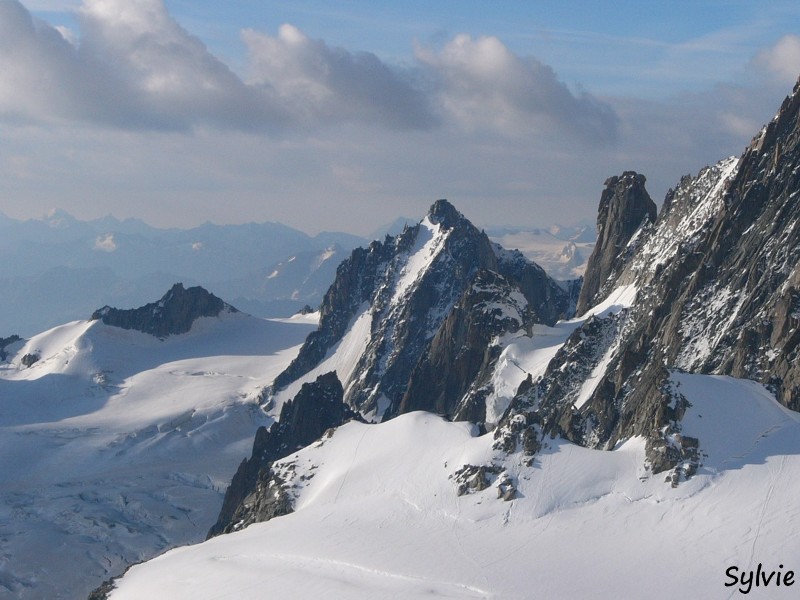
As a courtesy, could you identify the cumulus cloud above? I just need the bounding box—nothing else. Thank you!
[0,0,433,131]
[243,24,436,129]
[0,0,96,122]
[77,0,284,130]
[0,0,616,141]
[415,34,619,142]
[0,0,283,130]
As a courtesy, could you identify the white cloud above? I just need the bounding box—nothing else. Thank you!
[755,35,800,85]
[0,0,86,122]
[77,0,284,130]
[54,24,75,44]
[415,34,619,142]
[0,0,283,130]
[1,1,615,140]
[242,24,435,129]
[0,0,796,235]
[0,1,433,132]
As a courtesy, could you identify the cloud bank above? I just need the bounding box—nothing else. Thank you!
[0,0,618,141]
[0,0,796,234]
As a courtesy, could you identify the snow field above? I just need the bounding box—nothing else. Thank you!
[111,374,800,599]
[484,284,638,425]
[0,313,316,599]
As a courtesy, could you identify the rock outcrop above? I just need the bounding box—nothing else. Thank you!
[91,283,235,338]
[0,334,21,361]
[495,76,800,480]
[208,372,360,537]
[576,172,656,315]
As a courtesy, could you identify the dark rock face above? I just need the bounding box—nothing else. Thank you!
[494,245,573,325]
[271,236,404,396]
[271,200,569,421]
[0,334,21,361]
[21,353,40,368]
[90,283,235,338]
[396,270,526,422]
[495,77,800,479]
[208,372,360,537]
[395,258,568,423]
[576,172,656,315]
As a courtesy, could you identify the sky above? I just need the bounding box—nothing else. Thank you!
[1,1,800,235]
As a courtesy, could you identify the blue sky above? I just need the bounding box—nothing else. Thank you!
[3,0,800,234]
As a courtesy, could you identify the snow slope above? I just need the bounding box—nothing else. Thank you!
[110,373,800,599]
[482,284,638,426]
[271,215,454,417]
[0,313,316,600]
[274,305,374,409]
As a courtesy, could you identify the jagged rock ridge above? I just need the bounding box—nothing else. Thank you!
[270,199,571,422]
[496,76,800,481]
[91,283,236,338]
[208,372,360,537]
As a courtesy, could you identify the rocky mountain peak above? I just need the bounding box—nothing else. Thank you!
[91,283,236,339]
[269,200,569,421]
[427,198,463,228]
[490,75,800,488]
[576,170,657,314]
[747,76,800,160]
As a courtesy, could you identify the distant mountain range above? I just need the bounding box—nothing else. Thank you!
[0,210,593,337]
[0,211,362,336]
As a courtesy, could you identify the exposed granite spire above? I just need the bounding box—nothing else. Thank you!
[576,172,656,315]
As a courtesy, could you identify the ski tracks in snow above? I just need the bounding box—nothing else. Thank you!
[449,480,491,593]
[746,453,787,569]
[209,553,493,600]
[333,427,368,504]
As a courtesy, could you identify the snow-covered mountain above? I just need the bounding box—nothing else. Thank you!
[105,381,800,600]
[97,77,800,599]
[269,199,573,423]
[204,202,576,538]
[0,287,317,599]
